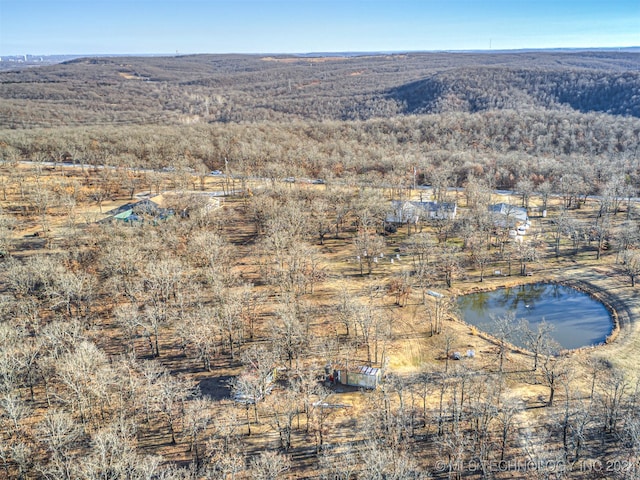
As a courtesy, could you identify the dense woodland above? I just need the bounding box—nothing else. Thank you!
[0,52,640,479]
[1,51,640,125]
[1,52,640,194]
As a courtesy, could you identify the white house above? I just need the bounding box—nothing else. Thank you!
[385,200,457,226]
[488,203,528,228]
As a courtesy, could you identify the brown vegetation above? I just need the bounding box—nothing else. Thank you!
[0,52,640,479]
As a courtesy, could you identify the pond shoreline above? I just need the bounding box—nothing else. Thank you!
[452,278,618,354]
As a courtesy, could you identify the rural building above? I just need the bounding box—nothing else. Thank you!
[488,203,528,228]
[328,365,381,389]
[102,198,173,224]
[385,200,457,225]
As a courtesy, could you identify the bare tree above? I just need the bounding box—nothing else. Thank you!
[56,340,110,428]
[155,371,194,445]
[81,419,161,479]
[335,284,358,337]
[620,249,640,287]
[179,306,221,371]
[614,220,640,263]
[113,303,143,356]
[308,385,334,452]
[435,244,463,288]
[37,409,82,480]
[351,303,383,364]
[0,213,16,257]
[232,344,278,428]
[515,178,535,209]
[597,367,628,434]
[141,258,184,357]
[248,450,291,480]
[468,236,493,282]
[515,238,541,276]
[319,444,359,480]
[354,229,386,275]
[0,392,30,438]
[489,312,521,374]
[520,319,555,371]
[592,215,612,260]
[497,397,523,461]
[182,397,212,464]
[215,289,244,358]
[265,386,299,451]
[310,196,333,245]
[28,179,56,237]
[537,180,553,212]
[551,210,571,258]
[539,339,565,407]
[599,174,626,216]
[388,271,412,307]
[269,298,306,369]
[425,293,454,336]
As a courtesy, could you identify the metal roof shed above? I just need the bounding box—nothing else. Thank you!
[335,365,381,389]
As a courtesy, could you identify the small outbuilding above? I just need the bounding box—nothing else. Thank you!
[329,365,381,389]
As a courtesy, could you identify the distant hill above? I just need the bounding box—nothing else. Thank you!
[388,67,640,117]
[0,51,639,128]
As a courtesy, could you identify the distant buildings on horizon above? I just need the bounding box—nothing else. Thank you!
[0,54,80,65]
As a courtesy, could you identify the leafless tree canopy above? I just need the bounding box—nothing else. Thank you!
[0,51,639,478]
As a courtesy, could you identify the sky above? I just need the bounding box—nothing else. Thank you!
[1,0,638,56]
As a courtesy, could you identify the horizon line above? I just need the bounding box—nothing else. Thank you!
[2,46,640,58]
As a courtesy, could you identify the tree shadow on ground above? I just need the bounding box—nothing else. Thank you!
[199,375,233,401]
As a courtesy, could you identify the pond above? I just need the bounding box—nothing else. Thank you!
[456,283,613,350]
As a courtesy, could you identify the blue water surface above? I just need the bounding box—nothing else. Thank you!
[457,283,613,350]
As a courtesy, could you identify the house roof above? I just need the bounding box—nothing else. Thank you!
[105,198,161,216]
[411,201,457,211]
[354,366,381,377]
[333,365,381,376]
[488,203,528,222]
[386,200,457,223]
[112,209,134,220]
[102,198,172,224]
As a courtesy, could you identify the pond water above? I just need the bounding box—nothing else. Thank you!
[456,283,613,350]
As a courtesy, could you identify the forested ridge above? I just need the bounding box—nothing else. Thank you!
[2,109,639,192]
[1,51,639,128]
[390,67,640,117]
[1,52,639,197]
